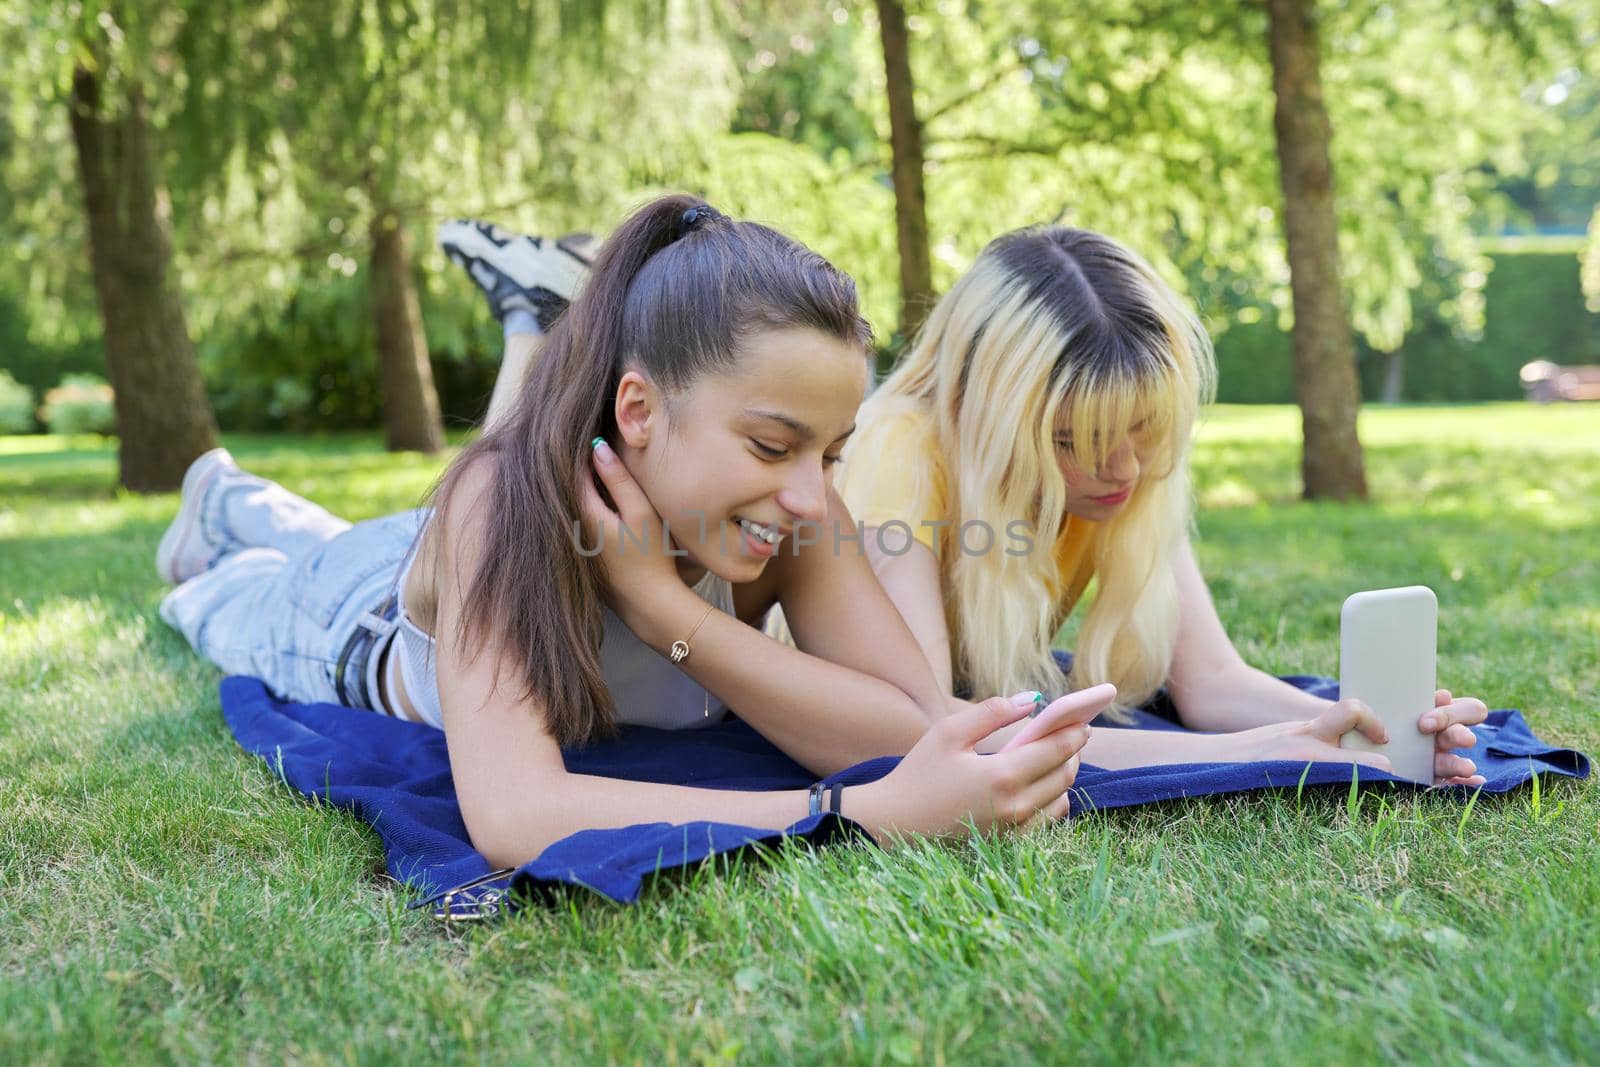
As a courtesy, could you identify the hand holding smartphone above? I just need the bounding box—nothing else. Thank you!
[998,683,1117,754]
[1339,586,1438,784]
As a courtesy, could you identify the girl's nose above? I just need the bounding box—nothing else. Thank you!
[1101,439,1139,483]
[776,462,830,523]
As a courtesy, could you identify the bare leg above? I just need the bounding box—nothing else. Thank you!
[484,331,543,432]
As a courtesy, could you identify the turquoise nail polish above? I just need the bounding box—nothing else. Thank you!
[591,436,605,450]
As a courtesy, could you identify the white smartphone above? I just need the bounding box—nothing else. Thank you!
[1339,586,1438,784]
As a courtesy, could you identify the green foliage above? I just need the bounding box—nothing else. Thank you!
[0,0,746,411]
[729,5,878,164]
[855,0,1578,357]
[0,291,104,401]
[37,373,115,434]
[2,0,1595,433]
[1367,245,1600,402]
[0,6,101,351]
[672,131,900,338]
[0,369,34,433]
[1214,322,1296,405]
[1215,247,1600,403]
[1499,17,1600,234]
[194,245,508,432]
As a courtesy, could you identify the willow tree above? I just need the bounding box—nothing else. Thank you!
[2,0,733,471]
[203,0,736,452]
[3,4,220,491]
[232,2,594,454]
[68,60,221,491]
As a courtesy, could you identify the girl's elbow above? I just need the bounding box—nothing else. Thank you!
[476,835,535,872]
[461,805,553,870]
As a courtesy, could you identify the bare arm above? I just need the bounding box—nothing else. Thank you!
[432,464,836,864]
[1164,536,1332,730]
[435,464,1096,861]
[1160,537,1487,782]
[857,521,1405,770]
[595,472,944,776]
[862,524,955,694]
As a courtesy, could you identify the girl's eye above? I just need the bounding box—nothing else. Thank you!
[752,440,789,459]
[1054,437,1075,452]
[823,453,844,468]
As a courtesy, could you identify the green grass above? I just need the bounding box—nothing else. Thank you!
[2,405,1596,1064]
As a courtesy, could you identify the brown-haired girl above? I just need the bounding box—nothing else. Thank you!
[156,196,1103,867]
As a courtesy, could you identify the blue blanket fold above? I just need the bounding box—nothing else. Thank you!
[219,674,1589,910]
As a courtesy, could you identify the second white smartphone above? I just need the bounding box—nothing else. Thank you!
[1339,585,1438,784]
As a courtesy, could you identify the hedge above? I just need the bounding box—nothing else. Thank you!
[6,249,1597,425]
[1215,247,1600,404]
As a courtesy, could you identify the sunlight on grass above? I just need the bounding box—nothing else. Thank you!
[1,409,1596,1063]
[1195,477,1263,509]
[0,433,116,457]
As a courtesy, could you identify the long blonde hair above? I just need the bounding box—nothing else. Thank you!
[842,227,1215,713]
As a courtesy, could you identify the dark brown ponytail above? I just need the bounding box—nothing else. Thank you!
[430,195,870,747]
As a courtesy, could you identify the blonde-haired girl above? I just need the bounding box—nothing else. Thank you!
[841,225,1489,784]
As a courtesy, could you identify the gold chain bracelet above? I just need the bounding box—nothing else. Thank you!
[669,603,717,664]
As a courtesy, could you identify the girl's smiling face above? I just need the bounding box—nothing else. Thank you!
[613,326,869,583]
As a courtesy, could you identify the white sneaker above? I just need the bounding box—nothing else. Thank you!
[155,448,238,584]
[438,219,595,330]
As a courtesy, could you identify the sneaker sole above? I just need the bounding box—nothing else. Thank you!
[155,447,235,584]
[438,221,592,302]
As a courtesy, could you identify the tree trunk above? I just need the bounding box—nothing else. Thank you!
[369,211,444,453]
[1380,349,1404,403]
[68,65,218,493]
[1266,0,1368,500]
[875,0,935,342]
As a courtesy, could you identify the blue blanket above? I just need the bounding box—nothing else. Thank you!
[219,674,1589,915]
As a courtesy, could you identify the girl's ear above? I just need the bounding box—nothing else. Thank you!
[613,369,660,450]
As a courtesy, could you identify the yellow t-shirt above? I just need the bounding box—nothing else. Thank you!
[841,408,1098,617]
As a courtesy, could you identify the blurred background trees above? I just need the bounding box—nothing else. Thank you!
[2,0,1595,495]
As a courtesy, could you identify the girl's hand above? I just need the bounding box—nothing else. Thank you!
[1230,699,1396,775]
[1421,688,1488,788]
[850,693,1094,843]
[579,439,683,616]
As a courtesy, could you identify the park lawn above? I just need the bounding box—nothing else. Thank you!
[1,403,1596,1065]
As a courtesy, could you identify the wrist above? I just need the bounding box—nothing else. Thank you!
[840,779,892,847]
[619,579,704,652]
[1203,729,1251,762]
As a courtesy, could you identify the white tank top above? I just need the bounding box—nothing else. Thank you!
[384,533,737,732]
